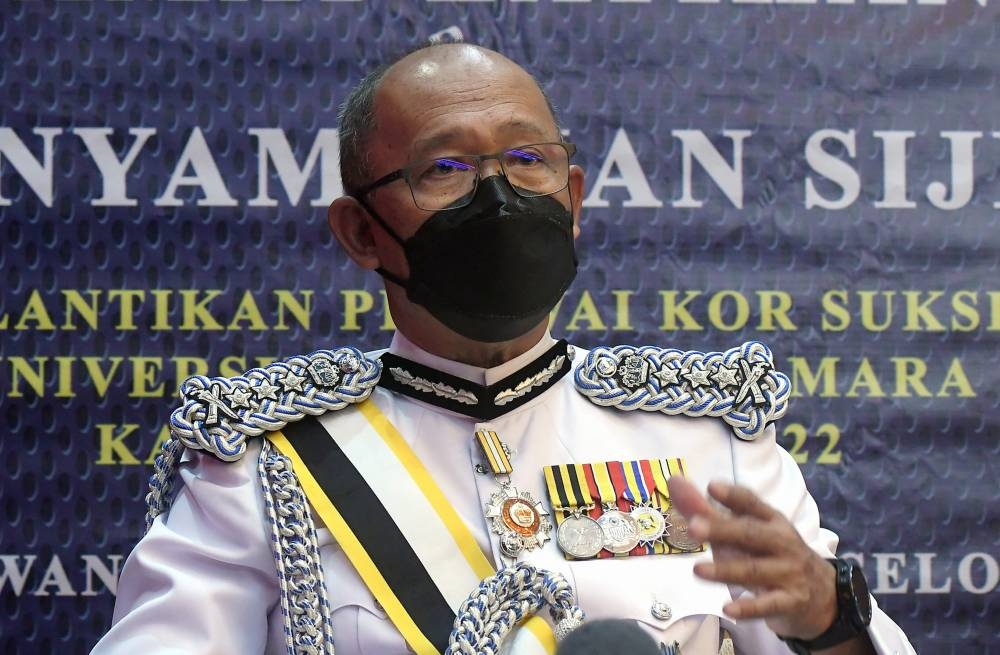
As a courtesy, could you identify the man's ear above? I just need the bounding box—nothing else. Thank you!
[328,196,380,270]
[568,164,585,239]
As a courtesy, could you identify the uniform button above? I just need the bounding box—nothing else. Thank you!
[650,600,672,621]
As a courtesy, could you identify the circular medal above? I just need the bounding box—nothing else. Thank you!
[630,505,667,543]
[501,497,542,536]
[556,514,604,559]
[499,532,525,558]
[663,506,703,552]
[597,509,641,554]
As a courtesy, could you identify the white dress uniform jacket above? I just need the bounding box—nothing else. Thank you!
[92,332,916,655]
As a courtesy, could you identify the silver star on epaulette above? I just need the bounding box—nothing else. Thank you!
[225,387,253,409]
[282,372,307,392]
[253,380,280,400]
[711,364,739,389]
[682,366,712,388]
[654,367,680,386]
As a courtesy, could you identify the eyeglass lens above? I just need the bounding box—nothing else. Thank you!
[407,143,570,211]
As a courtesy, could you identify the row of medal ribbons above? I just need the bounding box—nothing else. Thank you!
[542,459,706,560]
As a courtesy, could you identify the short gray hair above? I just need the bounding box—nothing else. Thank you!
[337,44,562,198]
[338,59,394,198]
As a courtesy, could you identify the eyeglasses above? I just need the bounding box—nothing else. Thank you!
[355,142,577,211]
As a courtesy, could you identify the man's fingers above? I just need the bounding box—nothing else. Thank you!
[666,475,716,521]
[687,513,788,554]
[707,481,778,521]
[694,557,794,587]
[722,590,801,621]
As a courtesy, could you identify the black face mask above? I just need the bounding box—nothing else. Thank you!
[363,176,578,343]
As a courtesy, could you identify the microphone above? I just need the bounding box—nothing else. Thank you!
[555,619,662,655]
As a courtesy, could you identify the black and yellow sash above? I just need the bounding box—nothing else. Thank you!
[269,400,555,655]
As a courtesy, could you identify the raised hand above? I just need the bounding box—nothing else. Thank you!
[666,476,838,641]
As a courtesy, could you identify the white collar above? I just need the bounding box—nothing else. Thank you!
[387,330,558,387]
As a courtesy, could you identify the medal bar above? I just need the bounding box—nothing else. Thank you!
[542,458,705,560]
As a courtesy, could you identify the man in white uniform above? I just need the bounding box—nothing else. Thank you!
[92,44,916,655]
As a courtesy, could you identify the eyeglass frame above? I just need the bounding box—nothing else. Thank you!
[353,141,578,209]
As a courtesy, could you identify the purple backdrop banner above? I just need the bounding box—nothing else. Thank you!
[1,1,998,652]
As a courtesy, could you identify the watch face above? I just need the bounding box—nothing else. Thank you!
[850,564,873,625]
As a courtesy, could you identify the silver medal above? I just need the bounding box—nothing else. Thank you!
[597,509,641,554]
[499,532,526,558]
[556,513,604,559]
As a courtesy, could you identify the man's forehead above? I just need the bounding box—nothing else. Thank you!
[372,45,556,155]
[382,43,520,88]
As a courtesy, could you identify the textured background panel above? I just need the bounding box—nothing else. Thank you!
[1,1,998,652]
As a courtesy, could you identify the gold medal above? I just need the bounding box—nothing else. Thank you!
[630,505,667,544]
[620,460,667,551]
[663,505,703,552]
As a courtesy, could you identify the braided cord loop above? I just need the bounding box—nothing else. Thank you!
[574,341,791,441]
[143,346,379,651]
[143,435,337,653]
[260,441,335,655]
[170,347,381,461]
[143,435,185,532]
[446,563,584,655]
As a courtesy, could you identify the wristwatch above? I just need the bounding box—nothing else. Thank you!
[779,558,873,654]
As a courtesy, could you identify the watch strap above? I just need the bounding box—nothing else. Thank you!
[778,558,871,654]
